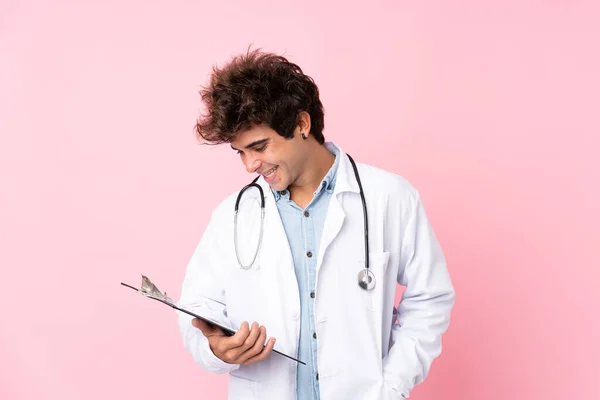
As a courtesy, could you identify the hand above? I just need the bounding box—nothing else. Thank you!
[192,319,276,365]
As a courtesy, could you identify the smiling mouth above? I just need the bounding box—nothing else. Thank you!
[263,166,278,177]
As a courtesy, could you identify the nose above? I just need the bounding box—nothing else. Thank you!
[243,154,262,174]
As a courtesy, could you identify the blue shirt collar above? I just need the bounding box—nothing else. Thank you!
[273,143,340,202]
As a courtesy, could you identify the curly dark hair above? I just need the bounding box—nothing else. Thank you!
[195,48,325,145]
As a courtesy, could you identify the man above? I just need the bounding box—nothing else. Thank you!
[177,49,455,400]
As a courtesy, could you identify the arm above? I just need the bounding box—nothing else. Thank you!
[177,211,239,374]
[383,191,455,398]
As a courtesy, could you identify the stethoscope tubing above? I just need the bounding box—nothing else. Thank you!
[233,153,372,289]
[346,154,369,272]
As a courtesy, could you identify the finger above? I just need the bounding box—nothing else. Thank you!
[225,322,260,362]
[241,337,276,365]
[231,321,251,347]
[192,318,224,338]
[218,321,250,357]
[241,323,262,351]
[238,325,267,364]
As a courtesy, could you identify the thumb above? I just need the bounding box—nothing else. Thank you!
[191,318,224,337]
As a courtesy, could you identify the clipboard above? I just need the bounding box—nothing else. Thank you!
[121,275,305,365]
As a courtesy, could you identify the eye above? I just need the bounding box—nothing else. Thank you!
[254,144,267,152]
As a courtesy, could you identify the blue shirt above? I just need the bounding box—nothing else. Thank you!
[272,145,340,400]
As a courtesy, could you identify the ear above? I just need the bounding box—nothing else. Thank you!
[295,111,312,137]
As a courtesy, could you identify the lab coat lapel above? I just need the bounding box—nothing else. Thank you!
[255,177,294,270]
[316,194,344,272]
[316,143,360,273]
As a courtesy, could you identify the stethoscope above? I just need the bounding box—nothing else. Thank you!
[233,154,375,291]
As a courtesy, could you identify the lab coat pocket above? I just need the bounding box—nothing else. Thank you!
[362,251,391,312]
[228,371,261,400]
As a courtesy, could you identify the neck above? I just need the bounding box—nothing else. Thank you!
[288,143,335,207]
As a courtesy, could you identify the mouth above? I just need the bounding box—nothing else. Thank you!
[262,166,277,177]
[261,166,278,181]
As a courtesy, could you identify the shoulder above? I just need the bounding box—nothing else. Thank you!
[210,181,267,222]
[355,161,420,202]
[209,189,241,222]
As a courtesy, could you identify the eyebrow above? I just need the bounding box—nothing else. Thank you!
[230,138,269,152]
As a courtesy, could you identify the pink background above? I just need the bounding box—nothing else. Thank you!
[1,1,598,399]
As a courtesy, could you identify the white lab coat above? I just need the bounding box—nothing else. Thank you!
[178,142,455,400]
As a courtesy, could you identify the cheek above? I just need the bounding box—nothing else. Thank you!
[278,162,289,175]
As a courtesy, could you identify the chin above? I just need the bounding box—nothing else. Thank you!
[267,179,287,192]
[269,183,285,192]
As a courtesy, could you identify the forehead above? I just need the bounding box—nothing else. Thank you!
[231,125,278,148]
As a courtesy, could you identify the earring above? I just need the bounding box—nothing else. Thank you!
[301,133,307,140]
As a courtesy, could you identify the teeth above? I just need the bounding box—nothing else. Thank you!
[265,167,277,177]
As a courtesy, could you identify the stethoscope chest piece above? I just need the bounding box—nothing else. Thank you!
[358,268,376,290]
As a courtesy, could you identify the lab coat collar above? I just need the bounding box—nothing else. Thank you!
[324,142,360,196]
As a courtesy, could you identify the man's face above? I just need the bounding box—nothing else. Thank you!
[230,125,305,192]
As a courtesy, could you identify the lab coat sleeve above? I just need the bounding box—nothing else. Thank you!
[177,210,240,374]
[382,191,455,398]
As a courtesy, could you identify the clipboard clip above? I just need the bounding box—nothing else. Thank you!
[122,275,174,305]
